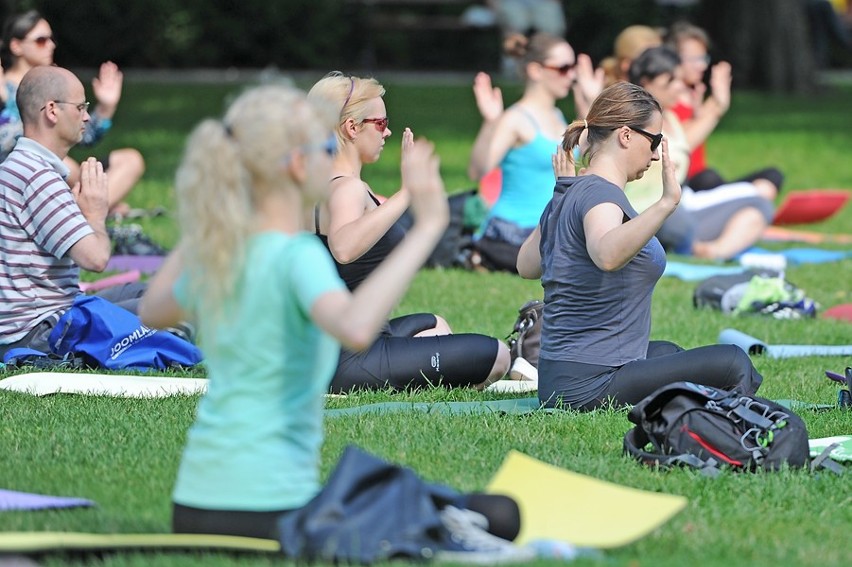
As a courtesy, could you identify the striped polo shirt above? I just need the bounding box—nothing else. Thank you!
[0,138,91,345]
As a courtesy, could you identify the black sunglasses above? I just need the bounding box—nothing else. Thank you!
[629,125,663,152]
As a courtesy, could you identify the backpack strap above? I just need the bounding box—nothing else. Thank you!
[810,443,845,475]
[623,427,721,477]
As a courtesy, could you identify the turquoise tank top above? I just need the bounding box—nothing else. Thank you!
[487,106,565,228]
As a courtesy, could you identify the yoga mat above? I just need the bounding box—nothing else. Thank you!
[79,270,141,292]
[0,489,94,512]
[772,189,849,226]
[663,261,745,281]
[486,451,687,548]
[809,436,852,462]
[718,328,852,358]
[485,379,538,394]
[0,532,279,554]
[743,247,852,265]
[824,304,852,323]
[325,397,543,418]
[0,372,208,398]
[774,399,834,411]
[105,255,165,275]
[762,226,852,245]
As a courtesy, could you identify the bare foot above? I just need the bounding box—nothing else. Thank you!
[692,241,718,259]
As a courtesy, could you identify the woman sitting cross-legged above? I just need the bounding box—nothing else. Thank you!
[516,82,763,411]
[307,72,510,394]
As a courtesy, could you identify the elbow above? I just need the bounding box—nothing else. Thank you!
[329,243,360,265]
[80,253,110,273]
[337,326,375,352]
[516,261,541,280]
[595,257,625,272]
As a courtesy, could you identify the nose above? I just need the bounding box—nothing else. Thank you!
[383,127,391,139]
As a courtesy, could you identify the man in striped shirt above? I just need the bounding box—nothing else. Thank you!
[0,66,143,357]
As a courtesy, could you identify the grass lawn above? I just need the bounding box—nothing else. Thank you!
[1,73,851,567]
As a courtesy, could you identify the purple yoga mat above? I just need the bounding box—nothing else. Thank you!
[0,489,95,511]
[105,255,165,275]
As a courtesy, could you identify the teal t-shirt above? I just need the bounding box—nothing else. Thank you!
[172,232,346,511]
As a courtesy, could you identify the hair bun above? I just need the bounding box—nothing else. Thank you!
[503,33,529,58]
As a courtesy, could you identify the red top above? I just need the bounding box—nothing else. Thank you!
[671,101,706,179]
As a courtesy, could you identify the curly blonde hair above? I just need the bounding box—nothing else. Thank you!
[175,85,335,320]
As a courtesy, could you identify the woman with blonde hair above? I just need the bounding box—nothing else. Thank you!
[138,85,525,553]
[467,32,576,272]
[516,82,762,411]
[309,72,510,393]
[599,25,663,87]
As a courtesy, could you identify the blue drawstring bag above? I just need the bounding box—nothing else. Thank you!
[48,295,202,371]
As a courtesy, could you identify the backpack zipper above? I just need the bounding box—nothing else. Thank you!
[681,425,744,467]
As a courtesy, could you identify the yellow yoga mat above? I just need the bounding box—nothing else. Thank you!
[486,451,688,548]
[0,532,279,554]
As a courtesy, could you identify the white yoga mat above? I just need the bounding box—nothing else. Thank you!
[0,372,208,398]
[485,379,538,394]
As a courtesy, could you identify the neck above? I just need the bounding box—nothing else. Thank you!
[5,62,32,86]
[520,83,557,108]
[583,154,629,189]
[331,143,363,179]
[25,130,71,160]
[252,181,305,234]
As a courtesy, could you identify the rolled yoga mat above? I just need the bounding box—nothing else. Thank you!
[718,328,852,358]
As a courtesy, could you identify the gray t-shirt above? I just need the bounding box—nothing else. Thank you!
[538,175,666,365]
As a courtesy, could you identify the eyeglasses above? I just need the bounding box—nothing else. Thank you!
[541,62,576,76]
[629,125,663,152]
[683,54,711,66]
[361,117,389,132]
[25,35,55,47]
[39,100,91,113]
[284,134,337,165]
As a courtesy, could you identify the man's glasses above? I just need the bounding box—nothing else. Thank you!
[39,100,91,113]
[629,125,663,152]
[25,35,54,47]
[361,117,388,132]
[541,62,576,76]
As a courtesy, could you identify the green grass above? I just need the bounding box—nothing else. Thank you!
[3,75,852,567]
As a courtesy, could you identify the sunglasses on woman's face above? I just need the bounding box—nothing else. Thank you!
[629,126,663,152]
[361,117,388,132]
[25,35,54,47]
[541,62,576,76]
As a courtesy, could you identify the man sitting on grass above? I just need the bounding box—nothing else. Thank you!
[0,65,147,359]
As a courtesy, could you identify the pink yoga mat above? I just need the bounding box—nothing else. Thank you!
[79,270,141,292]
[105,255,164,275]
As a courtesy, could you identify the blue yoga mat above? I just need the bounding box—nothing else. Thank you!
[718,328,852,358]
[0,489,94,512]
[742,247,852,266]
[662,262,745,281]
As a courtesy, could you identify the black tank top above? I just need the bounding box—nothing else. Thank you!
[315,180,406,291]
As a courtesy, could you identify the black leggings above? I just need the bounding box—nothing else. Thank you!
[173,493,520,542]
[540,341,763,411]
[329,313,499,394]
[687,167,784,194]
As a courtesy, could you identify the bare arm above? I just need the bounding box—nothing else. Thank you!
[586,139,681,271]
[517,225,542,279]
[138,246,188,329]
[312,139,449,351]
[325,129,414,263]
[467,72,507,180]
[67,158,111,272]
[572,53,605,119]
[91,61,123,120]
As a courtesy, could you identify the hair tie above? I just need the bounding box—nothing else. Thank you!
[341,77,355,115]
[583,119,588,130]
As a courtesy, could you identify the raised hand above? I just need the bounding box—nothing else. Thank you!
[398,127,415,191]
[91,61,124,117]
[403,138,449,230]
[572,53,605,118]
[708,61,731,115]
[659,138,681,209]
[472,72,503,122]
[73,157,110,222]
[551,144,575,179]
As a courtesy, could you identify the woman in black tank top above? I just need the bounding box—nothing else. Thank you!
[307,72,511,393]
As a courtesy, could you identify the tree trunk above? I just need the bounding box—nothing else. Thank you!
[700,0,816,92]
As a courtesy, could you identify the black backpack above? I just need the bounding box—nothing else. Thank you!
[506,299,543,367]
[623,382,810,476]
[693,270,817,318]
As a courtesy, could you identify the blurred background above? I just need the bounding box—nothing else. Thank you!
[1,0,850,92]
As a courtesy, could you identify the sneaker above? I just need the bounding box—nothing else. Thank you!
[434,506,535,565]
[108,224,168,256]
[510,357,538,382]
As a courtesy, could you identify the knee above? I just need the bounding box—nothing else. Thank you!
[432,315,452,335]
[111,148,146,177]
[493,340,511,377]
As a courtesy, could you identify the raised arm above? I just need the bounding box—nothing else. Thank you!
[468,72,508,180]
[324,128,414,263]
[680,61,731,150]
[585,139,680,271]
[311,139,449,351]
[571,54,605,119]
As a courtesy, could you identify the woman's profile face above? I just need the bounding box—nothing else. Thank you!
[678,38,709,87]
[356,97,391,164]
[642,69,686,110]
[13,19,55,68]
[538,42,577,99]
